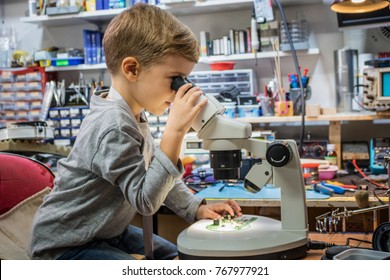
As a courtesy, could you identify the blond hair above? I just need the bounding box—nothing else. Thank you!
[103,4,199,74]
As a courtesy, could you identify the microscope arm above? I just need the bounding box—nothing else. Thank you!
[245,139,308,231]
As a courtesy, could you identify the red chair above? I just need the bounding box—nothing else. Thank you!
[0,153,55,259]
[0,153,55,215]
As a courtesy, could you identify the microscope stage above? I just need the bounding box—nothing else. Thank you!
[177,214,308,260]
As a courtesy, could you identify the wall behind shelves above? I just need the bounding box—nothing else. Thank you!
[2,0,389,141]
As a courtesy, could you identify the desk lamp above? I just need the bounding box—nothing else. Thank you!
[331,0,389,13]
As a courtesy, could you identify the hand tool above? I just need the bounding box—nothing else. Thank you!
[313,183,334,196]
[321,181,346,194]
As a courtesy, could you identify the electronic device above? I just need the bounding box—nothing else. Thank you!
[342,141,370,172]
[0,121,54,141]
[171,76,308,259]
[298,140,328,159]
[370,137,390,174]
[342,141,370,161]
[335,5,390,30]
[253,0,274,23]
[363,67,390,111]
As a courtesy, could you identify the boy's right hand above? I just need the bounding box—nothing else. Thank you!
[160,83,208,165]
[166,83,207,135]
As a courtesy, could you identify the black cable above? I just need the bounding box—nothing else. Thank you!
[274,0,306,156]
[306,239,335,250]
[0,0,4,24]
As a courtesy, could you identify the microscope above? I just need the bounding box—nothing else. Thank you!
[171,76,308,260]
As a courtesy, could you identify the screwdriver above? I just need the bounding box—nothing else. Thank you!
[321,182,346,194]
[313,183,334,196]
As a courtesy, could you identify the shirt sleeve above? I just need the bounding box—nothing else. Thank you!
[163,178,205,223]
[91,127,183,216]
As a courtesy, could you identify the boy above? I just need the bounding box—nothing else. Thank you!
[28,4,241,260]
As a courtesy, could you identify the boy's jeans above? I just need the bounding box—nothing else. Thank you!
[57,225,178,260]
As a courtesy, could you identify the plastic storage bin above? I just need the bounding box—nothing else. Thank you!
[238,105,259,118]
[334,248,390,260]
[51,57,84,67]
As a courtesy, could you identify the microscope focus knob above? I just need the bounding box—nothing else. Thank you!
[266,141,293,167]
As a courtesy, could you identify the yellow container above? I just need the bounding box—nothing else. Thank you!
[275,101,293,116]
[39,60,51,67]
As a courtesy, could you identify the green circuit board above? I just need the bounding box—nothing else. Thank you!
[206,215,257,232]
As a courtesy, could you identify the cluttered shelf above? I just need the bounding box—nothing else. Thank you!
[240,111,390,170]
[20,0,253,26]
[41,48,319,72]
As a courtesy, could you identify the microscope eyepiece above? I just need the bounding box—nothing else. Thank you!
[171,76,195,92]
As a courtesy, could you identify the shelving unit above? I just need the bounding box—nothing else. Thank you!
[44,63,107,73]
[239,112,390,169]
[43,48,320,72]
[200,48,320,62]
[20,0,253,26]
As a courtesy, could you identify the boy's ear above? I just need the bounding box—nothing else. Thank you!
[122,57,139,81]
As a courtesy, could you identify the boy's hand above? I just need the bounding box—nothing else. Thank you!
[195,200,242,220]
[160,83,208,165]
[166,83,207,135]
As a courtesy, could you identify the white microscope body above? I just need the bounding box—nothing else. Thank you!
[177,92,308,259]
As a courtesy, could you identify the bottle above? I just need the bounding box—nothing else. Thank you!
[325,144,338,166]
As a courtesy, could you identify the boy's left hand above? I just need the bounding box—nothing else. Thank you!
[195,199,242,220]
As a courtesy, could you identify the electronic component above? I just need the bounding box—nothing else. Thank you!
[363,67,390,111]
[370,137,390,174]
[297,140,328,159]
[0,121,54,141]
[253,0,274,23]
[206,215,257,232]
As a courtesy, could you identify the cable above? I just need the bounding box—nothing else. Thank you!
[352,159,388,190]
[274,0,306,156]
[306,239,335,250]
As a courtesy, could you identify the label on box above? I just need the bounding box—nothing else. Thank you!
[17,111,28,116]
[2,83,14,90]
[69,108,80,117]
[30,91,42,99]
[26,72,41,81]
[2,72,12,79]
[60,128,71,137]
[15,82,25,90]
[60,119,71,127]
[81,108,90,116]
[15,74,26,82]
[71,118,82,127]
[71,128,80,136]
[49,110,59,118]
[60,110,70,117]
[16,92,28,99]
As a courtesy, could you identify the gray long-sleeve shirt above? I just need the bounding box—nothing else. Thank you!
[28,87,203,259]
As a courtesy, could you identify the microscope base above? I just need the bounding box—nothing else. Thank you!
[177,215,308,260]
[178,245,307,260]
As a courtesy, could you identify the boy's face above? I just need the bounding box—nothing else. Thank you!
[134,55,196,116]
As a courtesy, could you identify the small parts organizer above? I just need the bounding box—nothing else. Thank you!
[0,67,52,127]
[47,106,90,147]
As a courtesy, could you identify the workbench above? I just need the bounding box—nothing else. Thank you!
[196,173,389,232]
